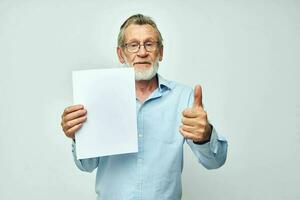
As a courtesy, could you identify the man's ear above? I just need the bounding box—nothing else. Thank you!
[117,47,125,64]
[159,46,164,61]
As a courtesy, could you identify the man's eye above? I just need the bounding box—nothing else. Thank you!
[129,43,139,48]
[145,42,154,47]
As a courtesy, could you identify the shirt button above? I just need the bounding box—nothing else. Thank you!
[138,134,143,138]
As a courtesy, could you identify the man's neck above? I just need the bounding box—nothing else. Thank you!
[135,75,158,103]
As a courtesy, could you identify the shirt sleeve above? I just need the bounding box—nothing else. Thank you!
[186,127,228,169]
[185,87,228,169]
[72,140,99,172]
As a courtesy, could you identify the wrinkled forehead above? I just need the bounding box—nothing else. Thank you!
[123,24,159,43]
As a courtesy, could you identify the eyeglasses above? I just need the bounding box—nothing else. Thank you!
[124,41,160,53]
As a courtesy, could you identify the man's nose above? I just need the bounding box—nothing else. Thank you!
[137,45,148,57]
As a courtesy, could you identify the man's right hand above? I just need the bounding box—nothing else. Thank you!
[61,104,87,139]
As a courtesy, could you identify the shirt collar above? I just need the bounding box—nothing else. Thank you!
[157,74,173,92]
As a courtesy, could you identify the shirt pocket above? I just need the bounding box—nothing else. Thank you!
[143,111,183,144]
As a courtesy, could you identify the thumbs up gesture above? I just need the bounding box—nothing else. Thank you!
[180,85,212,143]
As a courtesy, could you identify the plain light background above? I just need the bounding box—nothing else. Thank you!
[0,0,299,199]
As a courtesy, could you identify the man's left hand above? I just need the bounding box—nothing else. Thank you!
[179,85,212,143]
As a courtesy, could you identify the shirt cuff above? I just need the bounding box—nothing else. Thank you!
[187,126,225,154]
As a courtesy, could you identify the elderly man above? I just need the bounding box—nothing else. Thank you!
[61,14,228,200]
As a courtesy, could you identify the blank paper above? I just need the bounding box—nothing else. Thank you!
[72,67,138,159]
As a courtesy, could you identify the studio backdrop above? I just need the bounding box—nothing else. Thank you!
[0,0,299,199]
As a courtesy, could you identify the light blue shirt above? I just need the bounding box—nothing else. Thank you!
[72,74,228,200]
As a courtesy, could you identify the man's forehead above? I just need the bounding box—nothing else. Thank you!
[124,24,158,42]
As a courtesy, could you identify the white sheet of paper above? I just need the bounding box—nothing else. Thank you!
[72,67,138,159]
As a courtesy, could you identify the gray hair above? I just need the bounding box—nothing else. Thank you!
[117,14,163,49]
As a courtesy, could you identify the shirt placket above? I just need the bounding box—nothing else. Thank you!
[136,101,144,200]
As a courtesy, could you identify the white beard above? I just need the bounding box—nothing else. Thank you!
[124,58,159,81]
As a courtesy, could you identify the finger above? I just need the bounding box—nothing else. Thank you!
[179,127,197,140]
[182,108,199,118]
[181,116,198,126]
[63,115,87,130]
[193,85,203,108]
[65,123,83,139]
[64,109,87,122]
[181,124,196,133]
[180,126,207,142]
[63,104,84,117]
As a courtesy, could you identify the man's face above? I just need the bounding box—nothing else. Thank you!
[117,24,163,80]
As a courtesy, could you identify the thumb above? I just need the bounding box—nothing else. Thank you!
[193,85,203,108]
